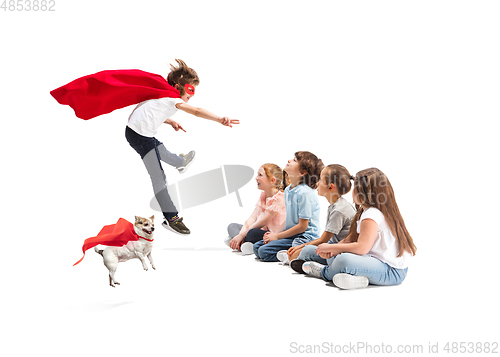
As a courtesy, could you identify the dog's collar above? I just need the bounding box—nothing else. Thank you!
[139,236,154,242]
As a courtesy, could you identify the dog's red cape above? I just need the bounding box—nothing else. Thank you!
[50,70,181,120]
[73,218,141,266]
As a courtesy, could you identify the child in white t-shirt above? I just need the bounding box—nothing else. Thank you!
[302,168,417,290]
[126,59,239,234]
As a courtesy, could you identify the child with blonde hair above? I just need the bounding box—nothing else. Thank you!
[302,168,417,289]
[225,164,288,255]
[254,151,323,262]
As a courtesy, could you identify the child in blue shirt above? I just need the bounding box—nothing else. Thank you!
[253,151,323,262]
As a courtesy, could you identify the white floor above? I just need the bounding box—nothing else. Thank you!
[4,218,498,357]
[2,2,499,355]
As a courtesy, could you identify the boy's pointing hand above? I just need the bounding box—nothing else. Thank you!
[220,117,240,128]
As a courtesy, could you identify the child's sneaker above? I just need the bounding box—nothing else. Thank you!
[240,242,254,255]
[290,259,306,274]
[223,236,232,246]
[332,273,369,290]
[177,151,195,173]
[276,250,289,265]
[302,261,325,278]
[162,217,190,234]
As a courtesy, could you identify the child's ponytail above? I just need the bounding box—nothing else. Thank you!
[262,163,290,192]
[282,170,290,191]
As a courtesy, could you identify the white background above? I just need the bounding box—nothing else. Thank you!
[1,1,499,356]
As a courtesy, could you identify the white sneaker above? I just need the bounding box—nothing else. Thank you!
[302,262,325,278]
[276,250,289,265]
[223,236,232,247]
[240,242,254,255]
[177,151,195,173]
[332,273,369,290]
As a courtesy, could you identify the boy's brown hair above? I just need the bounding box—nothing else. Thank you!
[295,151,324,189]
[167,59,200,96]
[324,164,352,195]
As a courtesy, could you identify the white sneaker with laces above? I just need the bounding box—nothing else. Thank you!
[332,273,369,290]
[302,261,325,278]
[223,236,232,247]
[276,250,289,265]
[240,242,254,255]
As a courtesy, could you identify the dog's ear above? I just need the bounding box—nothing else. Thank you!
[150,215,154,222]
[135,216,140,222]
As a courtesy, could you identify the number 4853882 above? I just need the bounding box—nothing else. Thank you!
[1,0,56,11]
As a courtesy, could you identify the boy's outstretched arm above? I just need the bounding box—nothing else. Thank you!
[175,102,239,127]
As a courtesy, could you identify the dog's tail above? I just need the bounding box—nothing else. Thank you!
[94,247,104,256]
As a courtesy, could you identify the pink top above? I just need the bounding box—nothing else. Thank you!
[254,191,286,233]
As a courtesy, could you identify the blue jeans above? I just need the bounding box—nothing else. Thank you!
[321,253,408,286]
[298,244,328,265]
[125,126,184,220]
[253,234,312,262]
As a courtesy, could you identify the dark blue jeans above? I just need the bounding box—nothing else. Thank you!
[125,126,184,220]
[227,224,268,243]
[253,234,312,262]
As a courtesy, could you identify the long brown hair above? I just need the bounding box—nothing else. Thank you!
[348,168,416,257]
[167,59,200,96]
[262,163,290,192]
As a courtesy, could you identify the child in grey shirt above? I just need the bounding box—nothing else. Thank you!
[287,165,356,271]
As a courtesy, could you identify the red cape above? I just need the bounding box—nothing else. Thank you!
[51,69,180,120]
[74,218,142,266]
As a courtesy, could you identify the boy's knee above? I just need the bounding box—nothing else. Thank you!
[253,242,262,257]
[257,245,278,262]
[298,244,317,260]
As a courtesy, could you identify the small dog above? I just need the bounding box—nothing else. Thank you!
[95,215,155,287]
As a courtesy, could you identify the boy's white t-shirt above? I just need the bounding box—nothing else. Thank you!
[357,207,411,269]
[127,97,185,137]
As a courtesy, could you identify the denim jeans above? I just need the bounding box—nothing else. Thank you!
[298,244,328,265]
[321,253,408,286]
[253,234,312,262]
[125,126,184,220]
[227,224,267,244]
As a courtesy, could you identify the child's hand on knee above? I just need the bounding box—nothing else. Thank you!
[316,243,334,259]
[229,235,244,250]
[263,232,278,244]
[287,244,304,258]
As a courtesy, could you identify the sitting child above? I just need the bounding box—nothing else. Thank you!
[225,163,287,255]
[301,168,417,290]
[288,164,356,271]
[253,151,323,262]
